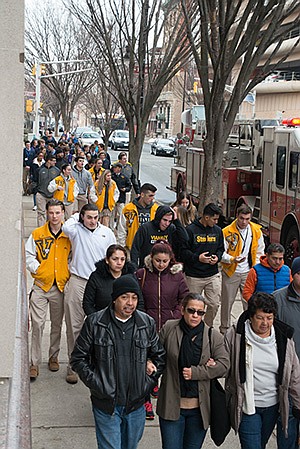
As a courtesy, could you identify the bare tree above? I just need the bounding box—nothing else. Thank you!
[181,0,300,208]
[25,2,96,132]
[82,71,124,149]
[68,0,192,175]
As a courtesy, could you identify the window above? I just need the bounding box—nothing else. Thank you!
[276,146,286,188]
[289,152,299,190]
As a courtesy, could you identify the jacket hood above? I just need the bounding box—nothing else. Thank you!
[94,258,136,277]
[133,197,154,210]
[153,205,174,224]
[259,254,284,272]
[143,254,183,274]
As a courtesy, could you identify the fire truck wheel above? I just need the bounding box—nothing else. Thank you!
[284,225,300,267]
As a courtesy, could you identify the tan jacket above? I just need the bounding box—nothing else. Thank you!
[156,319,230,429]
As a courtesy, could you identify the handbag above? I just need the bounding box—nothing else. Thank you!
[208,327,231,446]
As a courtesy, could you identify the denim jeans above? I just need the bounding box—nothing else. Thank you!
[238,403,279,449]
[277,399,299,449]
[159,407,207,449]
[92,404,146,449]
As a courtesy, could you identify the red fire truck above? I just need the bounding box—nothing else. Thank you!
[170,118,300,262]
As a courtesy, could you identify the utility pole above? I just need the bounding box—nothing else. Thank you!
[33,59,92,138]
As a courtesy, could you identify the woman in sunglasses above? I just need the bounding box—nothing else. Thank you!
[156,292,229,449]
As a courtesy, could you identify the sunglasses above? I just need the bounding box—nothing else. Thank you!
[186,307,206,316]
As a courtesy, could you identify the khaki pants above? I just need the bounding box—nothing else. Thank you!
[109,202,124,233]
[73,194,88,213]
[185,273,221,327]
[29,284,64,366]
[64,203,74,220]
[220,271,248,334]
[36,192,49,227]
[64,274,87,364]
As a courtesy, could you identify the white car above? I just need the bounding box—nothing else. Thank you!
[78,131,104,147]
[109,130,129,150]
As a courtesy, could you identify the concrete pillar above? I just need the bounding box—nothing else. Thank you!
[0,1,30,448]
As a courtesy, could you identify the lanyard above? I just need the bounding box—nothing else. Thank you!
[239,227,249,254]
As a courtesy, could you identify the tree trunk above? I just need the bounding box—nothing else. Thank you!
[200,136,225,212]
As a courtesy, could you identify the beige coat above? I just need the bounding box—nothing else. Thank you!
[156,319,230,429]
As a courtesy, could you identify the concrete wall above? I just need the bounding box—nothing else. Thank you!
[0,1,24,376]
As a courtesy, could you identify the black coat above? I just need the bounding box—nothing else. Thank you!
[83,259,143,315]
[71,307,166,415]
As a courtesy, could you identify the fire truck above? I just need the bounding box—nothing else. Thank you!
[170,117,300,262]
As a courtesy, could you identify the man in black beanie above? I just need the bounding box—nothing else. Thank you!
[130,205,188,268]
[71,274,165,449]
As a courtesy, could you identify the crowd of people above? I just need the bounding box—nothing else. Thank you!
[24,131,300,449]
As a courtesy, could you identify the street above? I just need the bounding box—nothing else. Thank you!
[107,142,176,205]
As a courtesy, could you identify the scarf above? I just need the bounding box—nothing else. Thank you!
[178,317,204,398]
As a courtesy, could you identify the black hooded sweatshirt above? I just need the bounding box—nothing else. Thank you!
[130,205,188,268]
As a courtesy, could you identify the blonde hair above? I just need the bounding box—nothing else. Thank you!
[96,169,112,194]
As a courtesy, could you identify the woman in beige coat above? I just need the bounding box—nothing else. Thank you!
[156,292,229,449]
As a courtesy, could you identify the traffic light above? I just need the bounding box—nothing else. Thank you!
[25,99,33,112]
[32,65,36,76]
[193,81,198,93]
[41,64,46,75]
[40,102,43,110]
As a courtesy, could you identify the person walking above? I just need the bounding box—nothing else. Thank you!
[71,275,165,449]
[273,256,300,449]
[225,292,300,449]
[157,292,229,449]
[47,163,79,220]
[181,203,224,327]
[111,163,132,233]
[62,204,116,384]
[71,155,97,212]
[220,204,265,334]
[25,199,71,380]
[242,243,291,302]
[95,169,119,228]
[136,240,189,420]
[118,183,158,250]
[33,154,60,226]
[83,244,137,315]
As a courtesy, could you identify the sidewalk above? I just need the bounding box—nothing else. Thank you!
[23,195,277,449]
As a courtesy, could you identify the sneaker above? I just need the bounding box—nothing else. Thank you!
[151,385,159,399]
[48,356,59,372]
[66,368,78,384]
[32,205,37,211]
[30,365,39,380]
[144,401,155,420]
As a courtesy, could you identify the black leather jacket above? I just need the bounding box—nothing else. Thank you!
[71,306,165,414]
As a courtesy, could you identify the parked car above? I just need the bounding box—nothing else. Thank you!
[78,131,104,147]
[109,130,129,150]
[73,126,94,138]
[150,138,175,156]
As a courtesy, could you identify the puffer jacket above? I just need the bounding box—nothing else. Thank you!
[136,255,189,331]
[83,259,140,315]
[225,311,300,436]
[71,306,166,415]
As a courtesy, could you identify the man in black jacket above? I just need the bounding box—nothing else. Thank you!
[181,203,224,327]
[71,275,165,449]
[130,205,188,268]
[111,163,132,234]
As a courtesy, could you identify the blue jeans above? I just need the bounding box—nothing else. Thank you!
[92,404,146,449]
[238,403,279,449]
[159,408,207,449]
[277,399,299,449]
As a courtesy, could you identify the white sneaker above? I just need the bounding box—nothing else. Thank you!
[32,205,37,211]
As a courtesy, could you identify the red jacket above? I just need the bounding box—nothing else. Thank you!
[136,256,189,331]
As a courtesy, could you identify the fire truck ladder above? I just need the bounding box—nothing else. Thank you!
[252,196,261,223]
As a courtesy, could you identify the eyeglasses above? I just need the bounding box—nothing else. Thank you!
[186,308,206,316]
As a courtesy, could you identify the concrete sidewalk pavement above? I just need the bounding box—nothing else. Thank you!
[23,195,277,449]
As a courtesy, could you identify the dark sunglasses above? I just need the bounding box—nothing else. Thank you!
[186,307,206,316]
